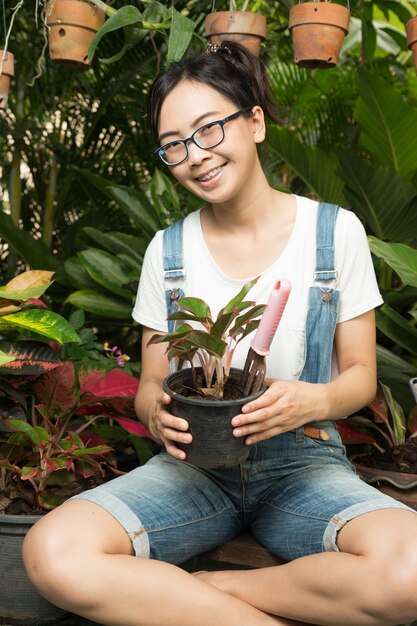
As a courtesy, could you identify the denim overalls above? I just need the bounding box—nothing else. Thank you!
[74,202,412,563]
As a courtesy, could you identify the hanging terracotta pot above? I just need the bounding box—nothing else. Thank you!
[0,51,15,110]
[46,0,105,68]
[289,1,350,69]
[406,15,417,76]
[204,11,267,57]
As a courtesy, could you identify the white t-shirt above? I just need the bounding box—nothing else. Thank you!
[132,196,383,382]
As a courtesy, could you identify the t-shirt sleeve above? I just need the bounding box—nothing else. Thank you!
[132,231,168,332]
[336,210,383,323]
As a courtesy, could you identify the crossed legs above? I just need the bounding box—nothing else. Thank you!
[195,508,417,626]
[22,500,304,626]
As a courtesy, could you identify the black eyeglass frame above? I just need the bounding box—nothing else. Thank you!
[155,107,253,166]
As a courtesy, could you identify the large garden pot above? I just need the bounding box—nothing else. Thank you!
[46,0,105,68]
[204,11,267,57]
[406,16,417,76]
[0,51,15,110]
[289,1,350,68]
[355,464,417,511]
[163,367,266,469]
[0,514,68,625]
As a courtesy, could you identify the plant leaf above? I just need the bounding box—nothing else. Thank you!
[88,6,143,61]
[77,249,132,299]
[65,290,133,319]
[380,382,407,445]
[0,341,61,376]
[5,418,49,446]
[368,238,417,288]
[223,278,259,315]
[185,331,227,358]
[0,270,55,301]
[0,351,15,366]
[355,69,417,179]
[106,185,162,235]
[376,304,417,356]
[0,310,80,344]
[166,7,195,64]
[33,361,80,417]
[175,297,212,320]
[267,126,346,206]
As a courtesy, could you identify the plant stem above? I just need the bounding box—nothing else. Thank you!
[87,0,117,17]
[43,153,58,248]
[6,80,24,278]
[9,82,24,227]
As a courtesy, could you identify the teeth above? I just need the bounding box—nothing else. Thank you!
[199,166,223,182]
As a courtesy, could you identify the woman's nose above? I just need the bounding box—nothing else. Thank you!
[187,139,210,165]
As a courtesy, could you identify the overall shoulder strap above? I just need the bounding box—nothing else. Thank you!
[299,202,340,386]
[314,201,339,283]
[163,220,185,281]
[162,220,185,335]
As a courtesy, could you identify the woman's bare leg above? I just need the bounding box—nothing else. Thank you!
[194,509,417,626]
[22,500,307,626]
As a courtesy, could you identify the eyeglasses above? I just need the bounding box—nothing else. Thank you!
[155,108,252,166]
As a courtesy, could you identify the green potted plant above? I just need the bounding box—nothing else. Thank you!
[204,1,267,57]
[0,269,147,625]
[148,277,267,468]
[337,237,417,510]
[1,0,195,84]
[288,0,350,68]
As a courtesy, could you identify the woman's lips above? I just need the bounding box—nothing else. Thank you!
[195,165,226,187]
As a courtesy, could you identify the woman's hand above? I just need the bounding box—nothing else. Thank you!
[232,380,326,445]
[148,391,192,460]
[232,311,379,445]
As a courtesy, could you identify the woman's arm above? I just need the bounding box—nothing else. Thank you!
[135,327,192,460]
[230,309,378,445]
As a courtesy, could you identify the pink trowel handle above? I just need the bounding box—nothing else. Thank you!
[250,279,292,357]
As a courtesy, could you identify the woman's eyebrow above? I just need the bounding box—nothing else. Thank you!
[158,110,220,143]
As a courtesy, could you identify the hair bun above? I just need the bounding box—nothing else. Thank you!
[205,42,232,56]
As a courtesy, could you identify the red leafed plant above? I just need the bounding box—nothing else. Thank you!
[0,270,148,514]
[337,382,417,474]
[0,362,146,513]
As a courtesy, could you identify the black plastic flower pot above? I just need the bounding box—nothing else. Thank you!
[0,514,68,625]
[163,367,266,469]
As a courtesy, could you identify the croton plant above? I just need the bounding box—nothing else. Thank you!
[0,270,148,513]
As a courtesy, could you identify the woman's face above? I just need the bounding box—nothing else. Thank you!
[157,80,265,205]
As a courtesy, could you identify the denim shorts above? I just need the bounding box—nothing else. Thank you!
[72,423,413,564]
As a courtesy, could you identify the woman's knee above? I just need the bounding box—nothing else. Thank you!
[378,546,417,622]
[23,515,82,605]
[22,500,133,606]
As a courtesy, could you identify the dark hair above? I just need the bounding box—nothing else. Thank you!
[147,41,278,142]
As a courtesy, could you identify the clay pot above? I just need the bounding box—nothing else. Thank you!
[0,51,15,110]
[406,16,417,76]
[204,11,267,57]
[289,2,350,69]
[46,0,105,68]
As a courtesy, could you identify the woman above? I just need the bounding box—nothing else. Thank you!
[23,42,417,626]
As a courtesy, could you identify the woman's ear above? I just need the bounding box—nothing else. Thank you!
[251,106,266,144]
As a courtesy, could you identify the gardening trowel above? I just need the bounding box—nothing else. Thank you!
[241,279,292,396]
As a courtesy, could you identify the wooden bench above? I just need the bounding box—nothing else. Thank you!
[198,532,284,568]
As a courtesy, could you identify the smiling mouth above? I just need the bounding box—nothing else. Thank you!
[195,164,226,182]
